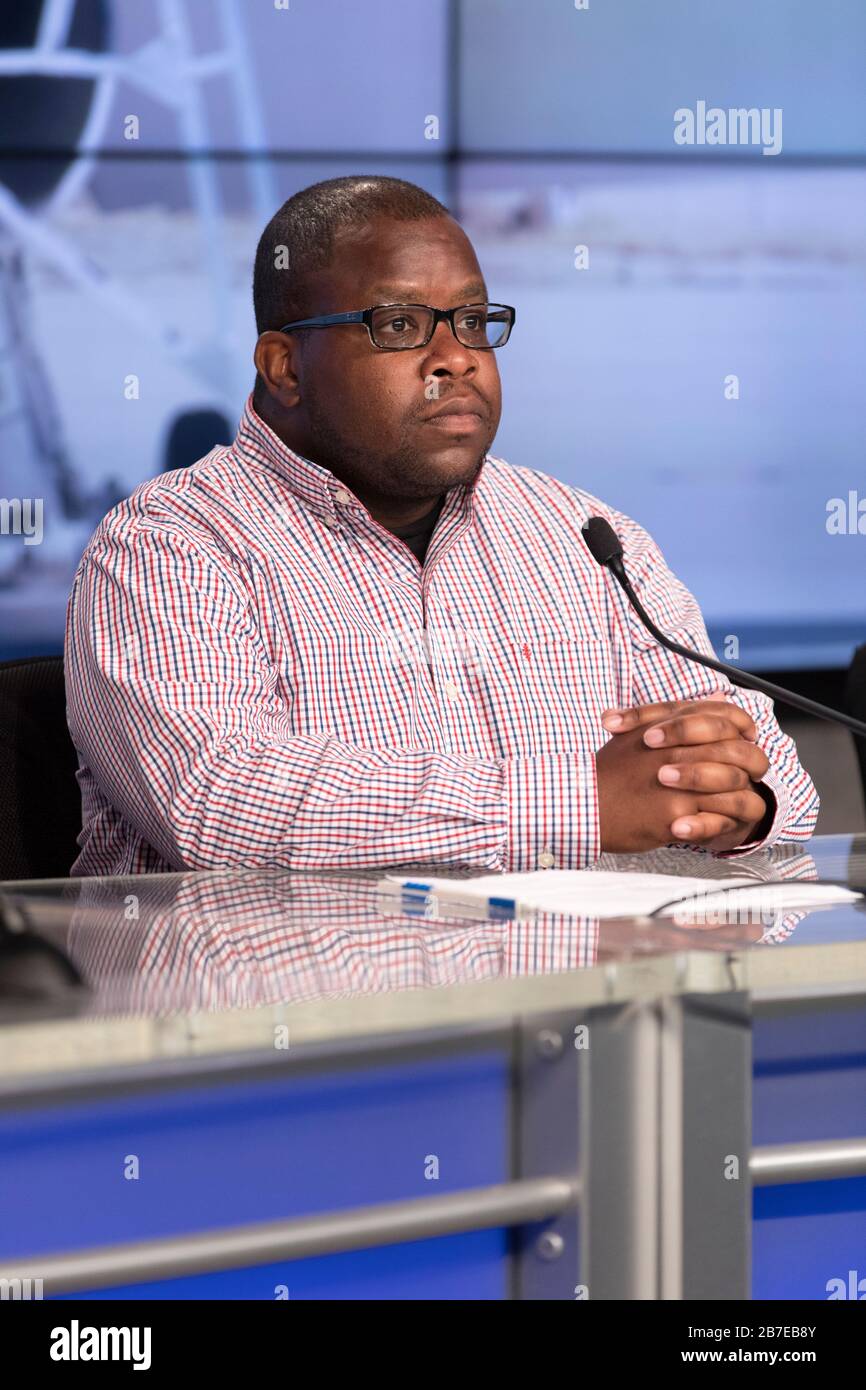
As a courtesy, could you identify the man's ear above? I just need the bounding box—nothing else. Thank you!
[254,331,301,408]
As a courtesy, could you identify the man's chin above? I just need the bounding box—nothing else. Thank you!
[420,445,487,490]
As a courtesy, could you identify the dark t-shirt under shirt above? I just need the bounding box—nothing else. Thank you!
[388,495,445,565]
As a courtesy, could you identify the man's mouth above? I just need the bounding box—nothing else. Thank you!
[421,395,485,434]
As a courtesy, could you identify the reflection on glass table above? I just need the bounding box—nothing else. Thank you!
[1,836,863,1022]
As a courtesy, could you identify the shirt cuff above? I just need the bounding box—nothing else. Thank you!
[715,769,791,858]
[504,752,600,872]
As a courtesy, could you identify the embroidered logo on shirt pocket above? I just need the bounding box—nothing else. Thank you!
[474,633,620,758]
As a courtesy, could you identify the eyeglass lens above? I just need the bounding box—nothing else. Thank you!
[369,304,511,349]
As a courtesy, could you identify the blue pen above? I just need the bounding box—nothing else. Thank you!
[380,879,519,921]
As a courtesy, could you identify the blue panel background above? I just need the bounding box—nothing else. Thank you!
[5,1010,866,1299]
[753,1006,866,1144]
[752,1005,866,1300]
[0,1050,510,1299]
[753,1179,866,1301]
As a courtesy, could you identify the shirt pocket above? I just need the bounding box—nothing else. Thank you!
[469,632,623,759]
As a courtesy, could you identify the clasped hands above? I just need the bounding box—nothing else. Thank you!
[596,697,772,854]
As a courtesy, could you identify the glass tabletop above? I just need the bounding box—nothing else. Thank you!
[1,837,865,1036]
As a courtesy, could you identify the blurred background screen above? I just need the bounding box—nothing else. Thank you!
[0,0,863,670]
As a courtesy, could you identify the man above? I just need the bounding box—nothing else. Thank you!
[65,175,818,876]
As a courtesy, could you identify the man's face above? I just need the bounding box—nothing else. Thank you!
[272,214,503,503]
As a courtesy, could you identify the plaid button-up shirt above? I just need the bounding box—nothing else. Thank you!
[64,397,818,877]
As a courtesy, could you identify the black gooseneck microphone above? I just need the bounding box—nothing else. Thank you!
[581,515,866,740]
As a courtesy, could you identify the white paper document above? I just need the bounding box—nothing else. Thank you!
[384,870,861,920]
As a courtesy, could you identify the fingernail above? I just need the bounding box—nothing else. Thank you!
[658,765,680,784]
[644,728,665,746]
[603,712,623,728]
[672,819,692,837]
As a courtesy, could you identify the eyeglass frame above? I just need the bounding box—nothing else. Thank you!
[276,301,516,351]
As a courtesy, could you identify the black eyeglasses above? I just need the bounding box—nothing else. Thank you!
[278,302,515,351]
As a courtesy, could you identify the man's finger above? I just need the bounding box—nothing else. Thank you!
[658,760,751,793]
[697,788,769,825]
[601,695,745,734]
[643,712,757,748]
[669,811,741,841]
[661,739,770,780]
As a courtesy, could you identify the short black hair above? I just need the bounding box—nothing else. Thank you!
[251,174,451,403]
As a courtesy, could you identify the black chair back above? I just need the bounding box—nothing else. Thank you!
[845,643,866,803]
[0,656,81,882]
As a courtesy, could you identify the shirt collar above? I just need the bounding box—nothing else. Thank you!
[235,395,343,525]
[234,393,487,528]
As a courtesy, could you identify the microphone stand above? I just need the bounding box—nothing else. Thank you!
[583,518,866,740]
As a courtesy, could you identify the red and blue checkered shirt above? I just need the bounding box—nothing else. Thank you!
[64,396,819,877]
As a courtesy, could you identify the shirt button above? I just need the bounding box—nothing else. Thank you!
[443,680,460,701]
[537,850,556,869]
[334,488,352,505]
